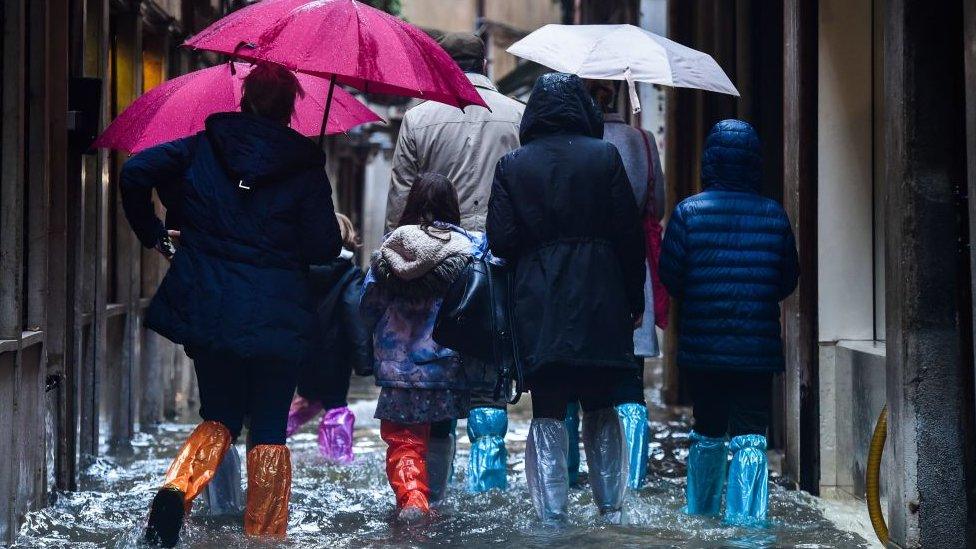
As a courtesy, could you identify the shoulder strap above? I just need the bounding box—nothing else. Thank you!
[637,129,656,216]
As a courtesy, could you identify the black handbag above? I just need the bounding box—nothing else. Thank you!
[433,256,524,403]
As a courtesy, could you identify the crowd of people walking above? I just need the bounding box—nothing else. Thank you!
[120,30,798,548]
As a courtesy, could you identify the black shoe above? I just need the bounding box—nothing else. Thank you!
[144,487,185,547]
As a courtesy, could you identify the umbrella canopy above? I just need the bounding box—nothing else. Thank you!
[184,0,487,111]
[508,24,739,111]
[94,62,383,154]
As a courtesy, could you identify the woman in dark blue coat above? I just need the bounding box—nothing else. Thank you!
[487,73,645,523]
[120,63,341,545]
[659,119,799,526]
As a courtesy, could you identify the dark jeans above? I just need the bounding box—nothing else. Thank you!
[528,364,635,420]
[194,351,299,445]
[609,356,646,406]
[687,370,772,438]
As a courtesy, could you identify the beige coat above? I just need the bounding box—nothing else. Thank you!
[386,73,524,232]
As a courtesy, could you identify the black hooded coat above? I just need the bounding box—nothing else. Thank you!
[121,112,342,364]
[486,74,646,374]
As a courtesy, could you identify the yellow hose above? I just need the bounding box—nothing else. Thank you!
[866,405,889,546]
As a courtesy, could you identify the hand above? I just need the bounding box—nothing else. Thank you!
[633,313,644,329]
[155,231,180,262]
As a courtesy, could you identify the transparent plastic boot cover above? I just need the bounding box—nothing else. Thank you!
[564,402,581,486]
[524,418,569,523]
[427,433,456,502]
[581,408,628,519]
[725,434,769,526]
[466,407,508,492]
[615,403,650,490]
[685,430,727,516]
[199,445,245,516]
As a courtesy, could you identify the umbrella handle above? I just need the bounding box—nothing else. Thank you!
[318,74,338,147]
[625,68,641,115]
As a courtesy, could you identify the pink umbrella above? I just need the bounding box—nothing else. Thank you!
[184,0,488,143]
[94,62,383,154]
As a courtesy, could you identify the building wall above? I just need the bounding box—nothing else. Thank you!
[0,0,220,541]
[817,0,875,344]
[816,0,890,501]
[400,0,478,32]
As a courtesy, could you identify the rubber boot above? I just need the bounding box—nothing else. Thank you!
[466,407,508,492]
[286,395,323,438]
[381,421,431,523]
[616,403,650,490]
[199,445,245,516]
[427,433,456,504]
[319,406,355,464]
[724,434,769,526]
[564,402,581,487]
[685,431,727,516]
[244,445,292,537]
[524,418,569,524]
[581,408,628,523]
[145,420,232,547]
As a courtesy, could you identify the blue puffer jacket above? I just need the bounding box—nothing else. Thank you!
[659,119,799,373]
[121,113,342,365]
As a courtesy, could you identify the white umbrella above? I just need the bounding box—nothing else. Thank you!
[507,24,739,113]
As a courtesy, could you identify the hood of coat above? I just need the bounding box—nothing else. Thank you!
[520,73,604,144]
[371,224,472,299]
[700,119,762,193]
[205,112,326,188]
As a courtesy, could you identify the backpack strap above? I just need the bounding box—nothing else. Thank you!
[637,128,656,217]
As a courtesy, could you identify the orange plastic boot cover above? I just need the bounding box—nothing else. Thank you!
[245,445,292,537]
[380,421,431,512]
[162,420,232,507]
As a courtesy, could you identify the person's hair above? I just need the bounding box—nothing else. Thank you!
[397,173,461,228]
[586,79,617,113]
[455,57,486,75]
[335,212,360,250]
[241,62,305,124]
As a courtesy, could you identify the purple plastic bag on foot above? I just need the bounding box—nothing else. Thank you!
[319,406,356,464]
[286,396,324,438]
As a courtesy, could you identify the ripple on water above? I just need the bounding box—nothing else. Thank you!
[13,391,869,549]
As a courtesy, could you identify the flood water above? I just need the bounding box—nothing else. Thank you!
[15,374,872,548]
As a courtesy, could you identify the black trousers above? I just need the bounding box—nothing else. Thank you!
[687,370,772,438]
[194,351,299,446]
[528,364,635,420]
[609,356,646,406]
[297,355,352,410]
[429,420,454,439]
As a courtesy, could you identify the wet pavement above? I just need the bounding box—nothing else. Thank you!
[15,372,873,548]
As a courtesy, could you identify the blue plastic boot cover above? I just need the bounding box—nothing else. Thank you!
[616,403,650,490]
[199,444,244,516]
[685,431,728,516]
[466,407,508,492]
[428,432,456,503]
[564,402,581,486]
[724,434,769,526]
[524,418,569,523]
[581,408,628,520]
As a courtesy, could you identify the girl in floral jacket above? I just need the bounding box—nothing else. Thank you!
[361,173,486,522]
